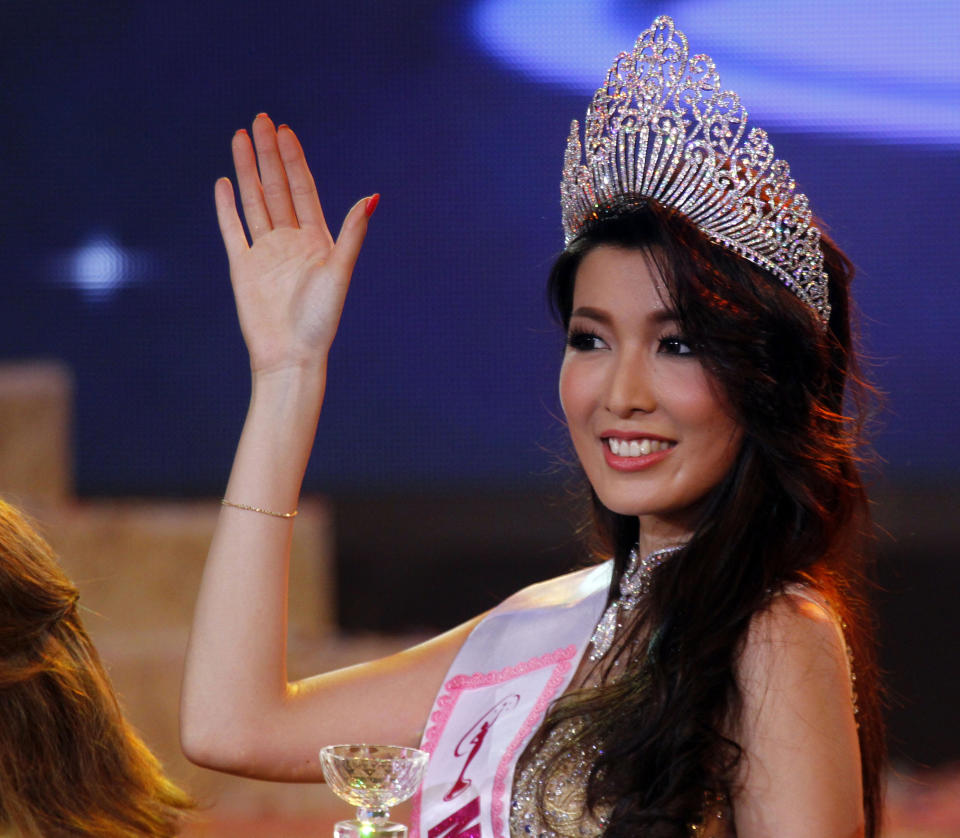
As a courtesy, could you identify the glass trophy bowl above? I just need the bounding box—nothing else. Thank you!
[319,744,429,838]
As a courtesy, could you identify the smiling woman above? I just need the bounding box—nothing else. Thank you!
[533,194,881,837]
[180,15,884,838]
[559,245,743,547]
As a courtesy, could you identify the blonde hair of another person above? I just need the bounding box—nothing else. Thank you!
[0,498,192,836]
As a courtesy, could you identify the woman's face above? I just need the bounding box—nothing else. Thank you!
[559,245,743,544]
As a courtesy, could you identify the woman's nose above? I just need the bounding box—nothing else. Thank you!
[606,350,655,416]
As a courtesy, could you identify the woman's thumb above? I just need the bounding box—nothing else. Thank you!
[330,194,379,277]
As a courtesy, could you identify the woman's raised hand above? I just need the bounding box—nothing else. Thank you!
[215,114,376,375]
[182,113,481,780]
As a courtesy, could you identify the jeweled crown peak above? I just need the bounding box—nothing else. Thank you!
[560,15,830,326]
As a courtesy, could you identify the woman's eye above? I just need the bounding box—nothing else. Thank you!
[567,330,606,351]
[658,335,693,355]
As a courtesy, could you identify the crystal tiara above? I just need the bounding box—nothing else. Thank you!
[560,15,831,326]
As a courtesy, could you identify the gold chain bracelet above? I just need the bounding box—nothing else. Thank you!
[221,499,299,519]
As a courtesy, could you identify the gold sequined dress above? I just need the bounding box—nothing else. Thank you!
[509,719,730,838]
[507,631,732,838]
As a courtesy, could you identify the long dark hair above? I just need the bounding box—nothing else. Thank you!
[539,202,884,837]
[0,498,193,836]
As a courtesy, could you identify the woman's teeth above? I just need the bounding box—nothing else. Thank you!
[607,438,672,457]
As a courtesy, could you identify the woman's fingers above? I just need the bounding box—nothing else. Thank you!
[232,129,271,240]
[214,177,249,263]
[251,114,298,231]
[277,125,330,237]
[220,115,375,292]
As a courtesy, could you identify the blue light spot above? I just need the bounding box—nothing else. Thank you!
[468,0,960,145]
[71,234,131,298]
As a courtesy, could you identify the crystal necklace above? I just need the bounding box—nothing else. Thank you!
[588,544,686,662]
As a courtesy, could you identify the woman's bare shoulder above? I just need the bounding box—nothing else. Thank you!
[732,589,863,837]
[743,586,846,664]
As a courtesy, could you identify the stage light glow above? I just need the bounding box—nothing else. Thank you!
[69,234,135,299]
[469,0,960,145]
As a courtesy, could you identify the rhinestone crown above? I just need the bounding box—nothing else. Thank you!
[561,15,830,326]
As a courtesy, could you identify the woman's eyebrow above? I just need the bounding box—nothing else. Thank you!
[650,308,680,325]
[569,306,611,324]
[570,306,680,326]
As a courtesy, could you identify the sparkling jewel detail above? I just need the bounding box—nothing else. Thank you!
[510,717,609,837]
[509,708,728,836]
[560,15,831,327]
[588,544,685,662]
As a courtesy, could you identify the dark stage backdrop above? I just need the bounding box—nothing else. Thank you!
[2,0,958,495]
[3,0,959,766]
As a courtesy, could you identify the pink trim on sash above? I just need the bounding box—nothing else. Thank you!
[490,654,574,837]
[410,646,577,838]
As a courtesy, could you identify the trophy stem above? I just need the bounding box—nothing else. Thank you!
[334,817,407,838]
[357,807,389,822]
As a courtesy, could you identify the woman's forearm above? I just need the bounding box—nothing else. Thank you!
[180,363,325,763]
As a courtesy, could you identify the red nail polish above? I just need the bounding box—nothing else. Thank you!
[365,194,380,218]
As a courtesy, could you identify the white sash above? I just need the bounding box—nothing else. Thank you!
[412,562,612,838]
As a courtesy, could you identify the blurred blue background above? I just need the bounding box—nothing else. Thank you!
[2,0,959,768]
[3,0,958,495]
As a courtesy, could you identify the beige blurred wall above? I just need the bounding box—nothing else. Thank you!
[0,361,422,831]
